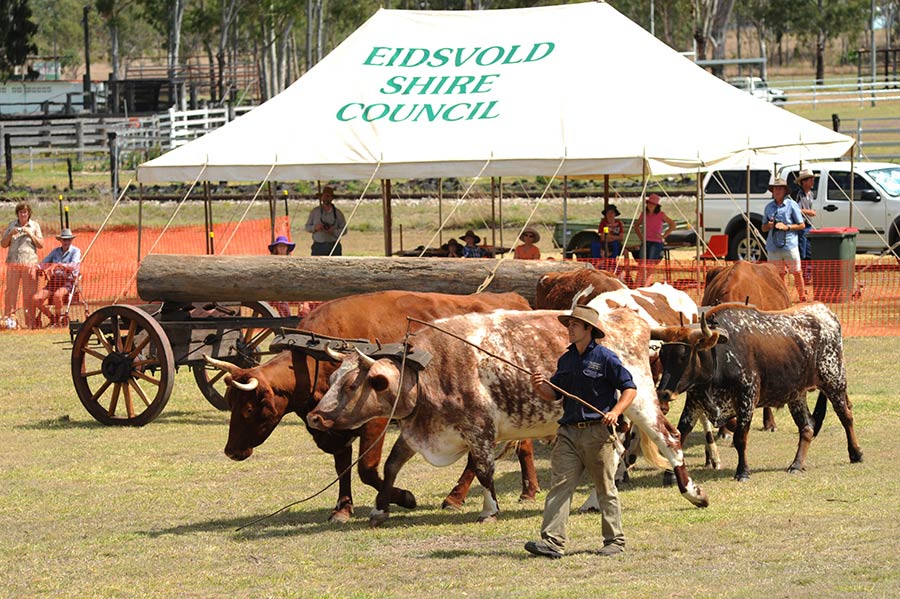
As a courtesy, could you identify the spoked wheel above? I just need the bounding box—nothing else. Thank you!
[71,304,175,426]
[729,228,766,262]
[190,301,280,411]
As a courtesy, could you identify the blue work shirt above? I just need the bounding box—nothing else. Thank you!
[42,245,81,265]
[763,198,804,251]
[549,339,636,425]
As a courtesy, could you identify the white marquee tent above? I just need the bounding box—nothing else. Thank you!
[137,1,854,185]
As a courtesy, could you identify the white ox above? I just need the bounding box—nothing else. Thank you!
[306,308,709,527]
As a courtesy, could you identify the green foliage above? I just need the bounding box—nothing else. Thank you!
[0,0,38,78]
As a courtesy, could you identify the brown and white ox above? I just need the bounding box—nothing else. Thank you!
[307,309,709,527]
[702,261,792,433]
[207,290,531,523]
[652,303,863,481]
[534,268,626,310]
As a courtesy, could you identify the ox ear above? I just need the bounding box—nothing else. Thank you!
[369,373,390,393]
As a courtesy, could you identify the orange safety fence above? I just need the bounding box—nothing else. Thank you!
[2,221,899,337]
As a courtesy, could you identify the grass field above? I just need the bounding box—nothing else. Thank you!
[1,331,898,598]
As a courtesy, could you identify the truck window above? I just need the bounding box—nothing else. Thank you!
[867,167,900,197]
[826,172,876,201]
[705,170,770,196]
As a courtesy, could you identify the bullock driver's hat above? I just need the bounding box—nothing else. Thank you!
[796,169,818,183]
[56,228,76,240]
[768,177,789,191]
[268,235,295,253]
[462,230,481,244]
[558,305,605,339]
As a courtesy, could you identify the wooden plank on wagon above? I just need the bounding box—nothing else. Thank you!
[136,255,590,306]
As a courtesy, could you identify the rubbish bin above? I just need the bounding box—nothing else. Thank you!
[807,227,857,303]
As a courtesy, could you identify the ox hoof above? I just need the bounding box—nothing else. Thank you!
[398,490,417,510]
[763,426,777,433]
[787,465,806,475]
[734,473,750,482]
[704,460,722,470]
[476,513,498,524]
[850,451,864,464]
[368,510,389,527]
[661,470,676,487]
[441,498,464,511]
[518,493,538,503]
[329,510,352,524]
[683,490,710,509]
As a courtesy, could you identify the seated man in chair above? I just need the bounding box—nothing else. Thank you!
[31,228,81,327]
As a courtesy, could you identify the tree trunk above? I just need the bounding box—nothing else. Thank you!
[816,31,826,85]
[109,22,119,80]
[136,255,588,306]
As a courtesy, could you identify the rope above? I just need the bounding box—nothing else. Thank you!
[406,317,625,454]
[417,159,492,257]
[235,320,416,531]
[218,163,277,254]
[113,165,207,303]
[330,162,382,256]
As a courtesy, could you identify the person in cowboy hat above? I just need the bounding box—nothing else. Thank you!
[442,237,462,258]
[762,177,807,301]
[305,185,347,256]
[514,226,541,260]
[525,305,636,560]
[461,230,487,258]
[268,235,296,255]
[31,228,81,327]
[793,169,818,284]
[594,204,624,260]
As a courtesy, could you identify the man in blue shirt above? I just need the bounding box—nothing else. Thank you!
[32,228,81,327]
[525,305,636,559]
[762,177,806,301]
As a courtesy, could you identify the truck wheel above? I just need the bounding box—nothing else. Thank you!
[728,228,765,262]
[889,217,900,254]
[566,232,600,259]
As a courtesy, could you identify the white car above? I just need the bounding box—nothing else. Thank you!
[728,76,787,105]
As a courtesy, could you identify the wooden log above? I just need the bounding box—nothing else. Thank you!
[137,255,590,306]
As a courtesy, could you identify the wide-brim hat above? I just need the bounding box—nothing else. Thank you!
[56,228,76,240]
[647,194,661,206]
[520,226,541,242]
[462,230,481,244]
[604,204,621,216]
[442,238,461,249]
[557,305,605,339]
[768,177,789,190]
[268,235,295,253]
[796,169,818,183]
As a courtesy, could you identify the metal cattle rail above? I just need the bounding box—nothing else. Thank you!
[68,301,299,426]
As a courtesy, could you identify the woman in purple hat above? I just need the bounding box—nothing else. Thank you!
[267,236,295,316]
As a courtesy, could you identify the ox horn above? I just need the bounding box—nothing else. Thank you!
[231,377,259,391]
[324,342,347,363]
[203,354,241,375]
[700,311,713,339]
[355,347,377,370]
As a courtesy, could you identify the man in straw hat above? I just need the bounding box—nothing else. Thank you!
[514,226,541,259]
[793,169,818,284]
[525,305,636,559]
[762,177,807,301]
[305,186,346,256]
[31,228,81,327]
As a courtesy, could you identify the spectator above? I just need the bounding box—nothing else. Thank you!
[32,228,81,328]
[762,177,807,301]
[794,169,817,285]
[461,230,488,258]
[635,194,676,261]
[305,186,347,256]
[268,235,295,317]
[444,238,462,257]
[592,204,624,261]
[514,226,541,260]
[1,202,44,328]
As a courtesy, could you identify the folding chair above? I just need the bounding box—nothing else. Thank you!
[700,234,729,260]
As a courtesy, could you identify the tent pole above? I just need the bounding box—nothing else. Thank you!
[268,181,276,244]
[641,162,647,285]
[382,178,393,257]
[137,183,143,264]
[498,177,503,250]
[203,181,212,254]
[563,176,569,259]
[603,175,609,213]
[696,168,702,289]
[491,177,497,248]
[849,151,855,228]
[745,165,751,261]
[438,178,443,245]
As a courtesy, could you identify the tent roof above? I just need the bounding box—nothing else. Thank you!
[137,2,854,184]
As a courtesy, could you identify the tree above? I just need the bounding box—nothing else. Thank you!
[792,0,869,84]
[691,0,737,75]
[1,0,38,79]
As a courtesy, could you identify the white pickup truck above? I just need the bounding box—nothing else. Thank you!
[701,161,900,260]
[728,76,787,105]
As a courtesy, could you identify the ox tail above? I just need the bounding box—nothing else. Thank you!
[812,391,828,437]
[640,429,672,470]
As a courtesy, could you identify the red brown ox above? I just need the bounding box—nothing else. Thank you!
[653,304,863,481]
[208,290,530,522]
[702,261,792,433]
[533,269,625,310]
[307,309,709,527]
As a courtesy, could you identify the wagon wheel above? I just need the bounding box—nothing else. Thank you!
[71,304,175,426]
[191,301,281,411]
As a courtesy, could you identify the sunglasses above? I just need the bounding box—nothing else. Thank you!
[522,233,535,238]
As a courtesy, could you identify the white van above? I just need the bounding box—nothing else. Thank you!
[701,161,900,260]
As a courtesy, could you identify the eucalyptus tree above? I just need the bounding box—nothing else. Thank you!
[1,0,38,79]
[791,0,869,84]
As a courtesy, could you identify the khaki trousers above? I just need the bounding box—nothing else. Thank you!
[4,264,38,326]
[540,423,624,553]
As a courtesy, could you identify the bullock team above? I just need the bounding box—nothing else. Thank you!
[205,262,862,557]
